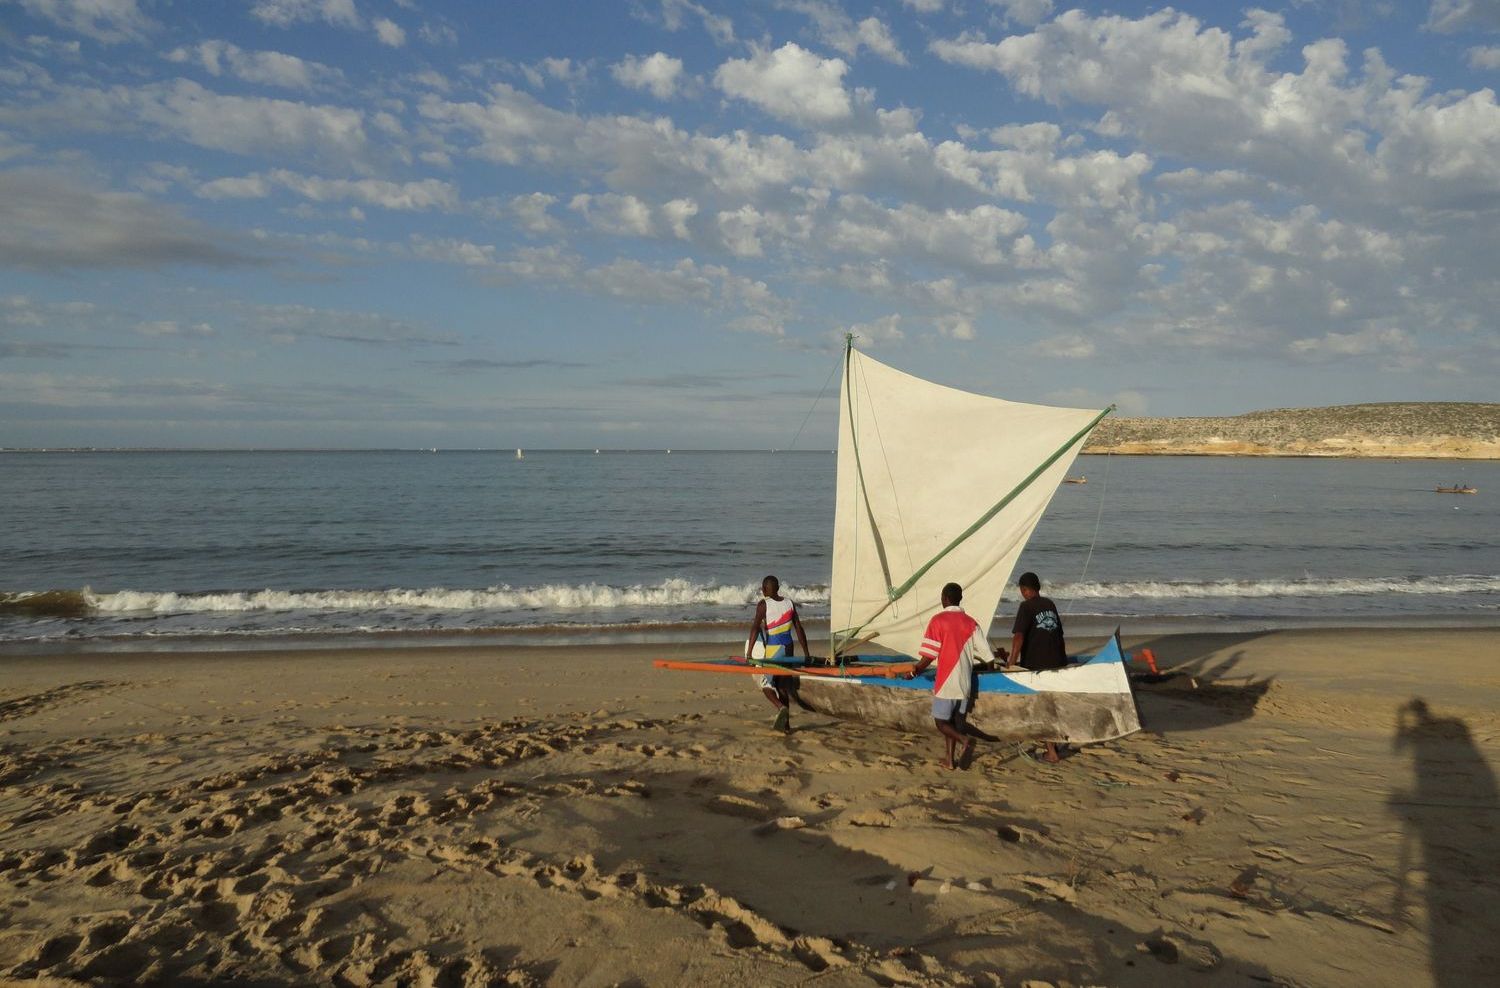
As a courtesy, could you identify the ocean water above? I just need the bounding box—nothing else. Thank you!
[1,450,1496,650]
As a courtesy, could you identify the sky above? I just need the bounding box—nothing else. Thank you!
[1,0,1498,449]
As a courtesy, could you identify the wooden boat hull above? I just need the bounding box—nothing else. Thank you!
[796,636,1141,745]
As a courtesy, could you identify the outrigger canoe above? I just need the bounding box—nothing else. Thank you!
[658,338,1141,747]
[655,633,1141,745]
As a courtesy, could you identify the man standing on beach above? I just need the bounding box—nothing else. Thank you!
[1009,571,1069,763]
[906,582,988,770]
[744,575,812,733]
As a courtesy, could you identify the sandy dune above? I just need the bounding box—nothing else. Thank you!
[1,629,1497,986]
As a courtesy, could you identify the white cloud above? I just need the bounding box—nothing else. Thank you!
[662,198,698,239]
[935,313,974,340]
[519,57,588,89]
[843,313,905,344]
[931,9,1500,214]
[0,169,262,270]
[612,52,684,99]
[13,0,153,43]
[716,205,765,256]
[1288,325,1415,359]
[164,41,340,90]
[373,17,406,47]
[132,80,369,165]
[570,192,656,237]
[1468,46,1500,70]
[250,0,360,29]
[715,43,852,126]
[659,0,735,45]
[779,1,907,64]
[197,169,459,211]
[825,196,1027,270]
[507,192,560,234]
[1427,0,1500,33]
[988,0,1053,27]
[0,80,369,166]
[419,20,458,45]
[2,294,96,327]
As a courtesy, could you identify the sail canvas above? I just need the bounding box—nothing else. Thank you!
[831,349,1106,658]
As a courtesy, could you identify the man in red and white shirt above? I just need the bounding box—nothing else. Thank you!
[906,582,991,770]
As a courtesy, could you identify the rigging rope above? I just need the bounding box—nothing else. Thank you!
[1054,451,1111,617]
[786,355,840,451]
[835,406,1114,650]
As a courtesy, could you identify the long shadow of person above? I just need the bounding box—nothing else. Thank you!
[1388,698,1500,986]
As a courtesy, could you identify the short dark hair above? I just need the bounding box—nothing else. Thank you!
[1018,571,1040,591]
[941,582,963,605]
[762,575,780,592]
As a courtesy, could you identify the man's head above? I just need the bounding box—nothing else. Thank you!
[1018,571,1040,600]
[941,582,963,607]
[761,575,780,597]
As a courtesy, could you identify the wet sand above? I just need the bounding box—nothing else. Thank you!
[1,629,1497,986]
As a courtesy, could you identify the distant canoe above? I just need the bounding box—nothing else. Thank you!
[1063,475,1087,485]
[1435,485,1477,494]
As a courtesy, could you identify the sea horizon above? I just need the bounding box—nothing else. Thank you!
[3,451,1495,652]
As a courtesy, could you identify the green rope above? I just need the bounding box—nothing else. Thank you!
[836,403,1114,648]
[884,404,1115,602]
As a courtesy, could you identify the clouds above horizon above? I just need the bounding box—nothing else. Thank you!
[1,0,1497,446]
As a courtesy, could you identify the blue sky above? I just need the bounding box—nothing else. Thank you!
[1,0,1498,448]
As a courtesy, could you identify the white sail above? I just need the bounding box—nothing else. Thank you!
[831,348,1106,658]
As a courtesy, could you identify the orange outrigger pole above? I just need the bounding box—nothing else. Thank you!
[652,658,918,679]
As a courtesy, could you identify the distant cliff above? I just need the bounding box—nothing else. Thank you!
[1083,403,1500,459]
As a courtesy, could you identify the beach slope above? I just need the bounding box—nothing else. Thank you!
[1,630,1496,986]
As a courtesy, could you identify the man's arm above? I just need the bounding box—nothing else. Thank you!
[906,620,942,679]
[744,600,767,661]
[1010,603,1026,666]
[791,607,811,660]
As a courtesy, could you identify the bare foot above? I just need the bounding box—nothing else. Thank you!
[1041,743,1061,764]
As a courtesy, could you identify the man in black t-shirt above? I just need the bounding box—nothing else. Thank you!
[1009,571,1069,763]
[1010,571,1068,671]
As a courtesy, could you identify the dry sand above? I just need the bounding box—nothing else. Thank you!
[1,629,1497,987]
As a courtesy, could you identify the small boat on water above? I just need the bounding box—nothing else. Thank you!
[515,448,524,460]
[1435,485,1477,494]
[1063,475,1087,485]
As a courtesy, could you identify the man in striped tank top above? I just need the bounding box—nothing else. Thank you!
[744,575,812,733]
[906,582,989,770]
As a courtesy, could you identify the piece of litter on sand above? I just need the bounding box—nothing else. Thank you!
[938,879,952,895]
[884,879,898,891]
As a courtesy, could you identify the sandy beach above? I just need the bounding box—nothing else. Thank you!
[1,629,1497,986]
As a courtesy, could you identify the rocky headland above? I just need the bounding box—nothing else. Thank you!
[1083,402,1500,459]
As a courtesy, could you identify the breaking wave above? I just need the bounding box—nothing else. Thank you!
[78,579,831,615]
[4,575,1495,623]
[1055,574,1500,600]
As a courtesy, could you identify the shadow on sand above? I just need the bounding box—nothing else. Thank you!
[1388,698,1500,987]
[1125,633,1276,734]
